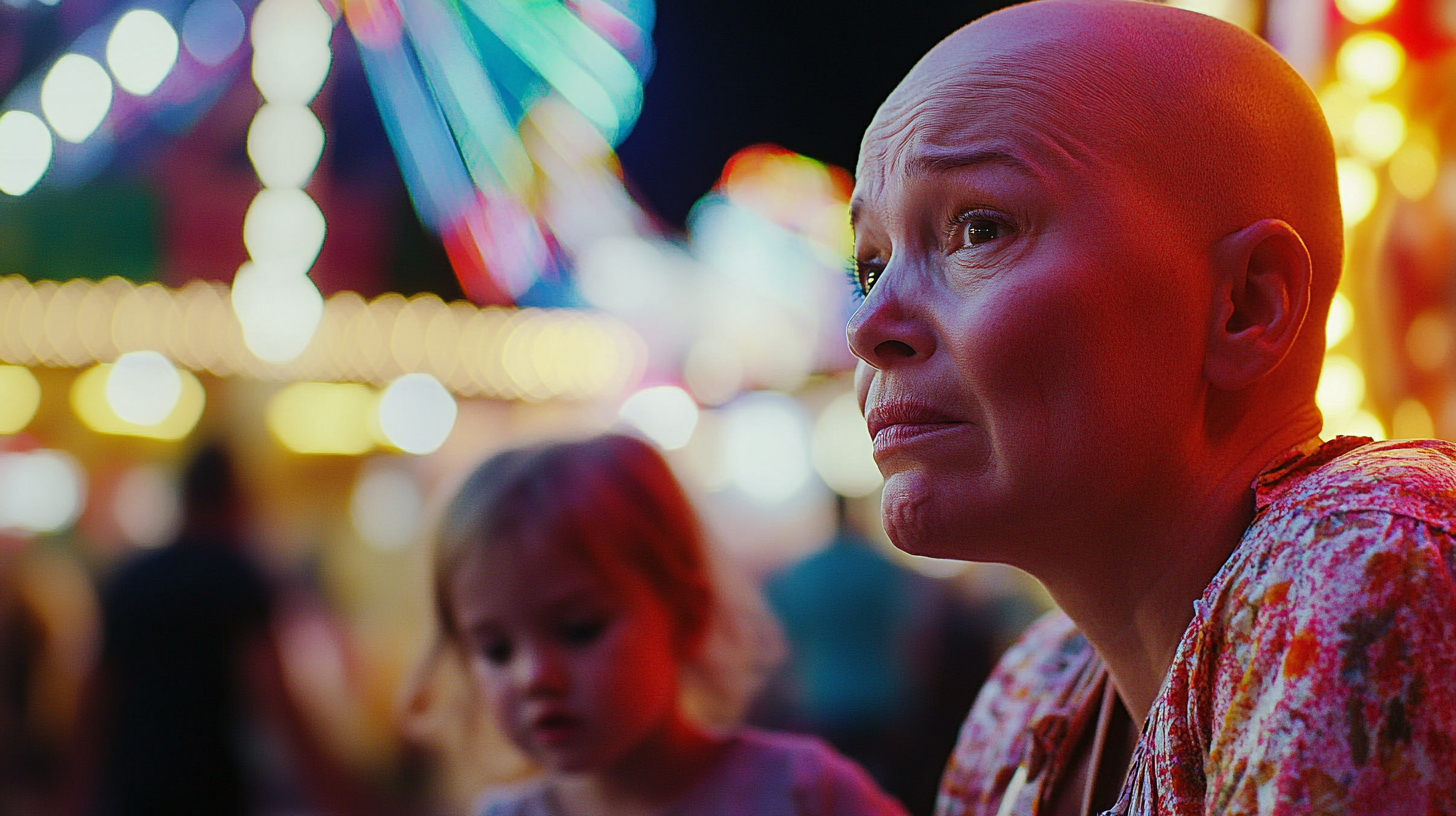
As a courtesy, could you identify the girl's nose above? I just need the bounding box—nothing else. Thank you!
[517,643,568,698]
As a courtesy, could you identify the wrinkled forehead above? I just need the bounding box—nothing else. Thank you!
[854,40,1150,212]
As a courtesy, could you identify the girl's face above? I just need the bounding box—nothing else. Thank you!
[449,537,686,775]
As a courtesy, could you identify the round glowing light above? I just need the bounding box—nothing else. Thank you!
[112,464,181,548]
[71,363,205,440]
[242,188,327,275]
[182,0,246,66]
[376,374,457,455]
[106,10,180,96]
[1392,399,1435,439]
[40,54,114,143]
[247,103,325,188]
[811,391,882,498]
[577,236,670,314]
[1339,409,1387,441]
[1335,0,1396,24]
[266,381,377,455]
[1336,158,1378,227]
[231,263,325,363]
[0,450,85,533]
[1405,310,1451,372]
[1349,102,1405,164]
[1390,140,1439,200]
[349,463,423,550]
[1319,82,1365,146]
[1326,291,1355,348]
[105,351,182,426]
[618,385,699,450]
[0,366,41,434]
[721,391,812,504]
[0,111,53,196]
[250,0,334,105]
[1336,33,1405,95]
[1316,354,1366,427]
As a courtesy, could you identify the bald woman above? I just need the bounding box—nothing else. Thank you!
[846,1,1456,814]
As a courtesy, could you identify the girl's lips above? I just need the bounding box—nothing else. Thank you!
[866,402,968,456]
[531,713,582,747]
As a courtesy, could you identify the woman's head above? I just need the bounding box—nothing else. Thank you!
[434,434,717,773]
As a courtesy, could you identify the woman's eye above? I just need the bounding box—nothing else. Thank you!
[558,618,607,648]
[851,261,884,297]
[952,211,1010,247]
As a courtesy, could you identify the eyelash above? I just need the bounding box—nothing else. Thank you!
[848,209,1008,299]
[947,209,1007,246]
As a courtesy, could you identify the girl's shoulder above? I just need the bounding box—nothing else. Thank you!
[667,727,910,816]
[477,779,555,816]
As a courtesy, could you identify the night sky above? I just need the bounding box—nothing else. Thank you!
[618,0,1010,228]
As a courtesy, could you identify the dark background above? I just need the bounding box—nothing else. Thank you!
[618,0,1007,228]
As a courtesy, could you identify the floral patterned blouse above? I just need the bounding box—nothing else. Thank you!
[937,437,1456,816]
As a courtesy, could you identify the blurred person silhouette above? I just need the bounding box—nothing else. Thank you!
[433,434,909,816]
[71,443,375,816]
[757,497,995,815]
[0,532,100,816]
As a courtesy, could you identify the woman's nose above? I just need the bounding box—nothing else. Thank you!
[845,270,935,369]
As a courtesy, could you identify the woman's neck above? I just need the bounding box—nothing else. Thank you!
[551,713,725,816]
[1033,422,1316,723]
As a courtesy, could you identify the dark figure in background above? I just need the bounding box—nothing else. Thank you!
[759,497,994,815]
[81,444,365,816]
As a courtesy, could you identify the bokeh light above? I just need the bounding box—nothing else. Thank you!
[247,104,326,189]
[1349,102,1405,164]
[242,188,327,275]
[106,10,180,97]
[1336,32,1405,95]
[721,391,812,504]
[0,450,85,534]
[72,362,205,440]
[618,385,699,450]
[251,0,333,105]
[349,462,423,551]
[1389,140,1438,200]
[1316,354,1367,429]
[182,0,247,66]
[1392,398,1435,439]
[0,366,41,434]
[1335,0,1396,24]
[810,391,882,498]
[1405,309,1451,372]
[376,373,457,455]
[1326,291,1355,348]
[231,264,326,364]
[40,54,114,143]
[112,464,181,548]
[105,350,182,426]
[267,381,377,455]
[1336,158,1378,227]
[0,111,53,196]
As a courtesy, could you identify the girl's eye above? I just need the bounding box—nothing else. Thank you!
[951,211,1011,247]
[558,617,607,648]
[479,638,514,666]
[849,260,885,298]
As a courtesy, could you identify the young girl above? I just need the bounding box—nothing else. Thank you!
[433,434,910,816]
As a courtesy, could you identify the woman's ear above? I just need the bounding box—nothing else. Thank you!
[1203,219,1312,391]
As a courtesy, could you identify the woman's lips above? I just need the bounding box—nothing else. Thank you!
[866,404,967,457]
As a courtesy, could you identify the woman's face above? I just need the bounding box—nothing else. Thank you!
[846,53,1211,567]
[449,538,685,775]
